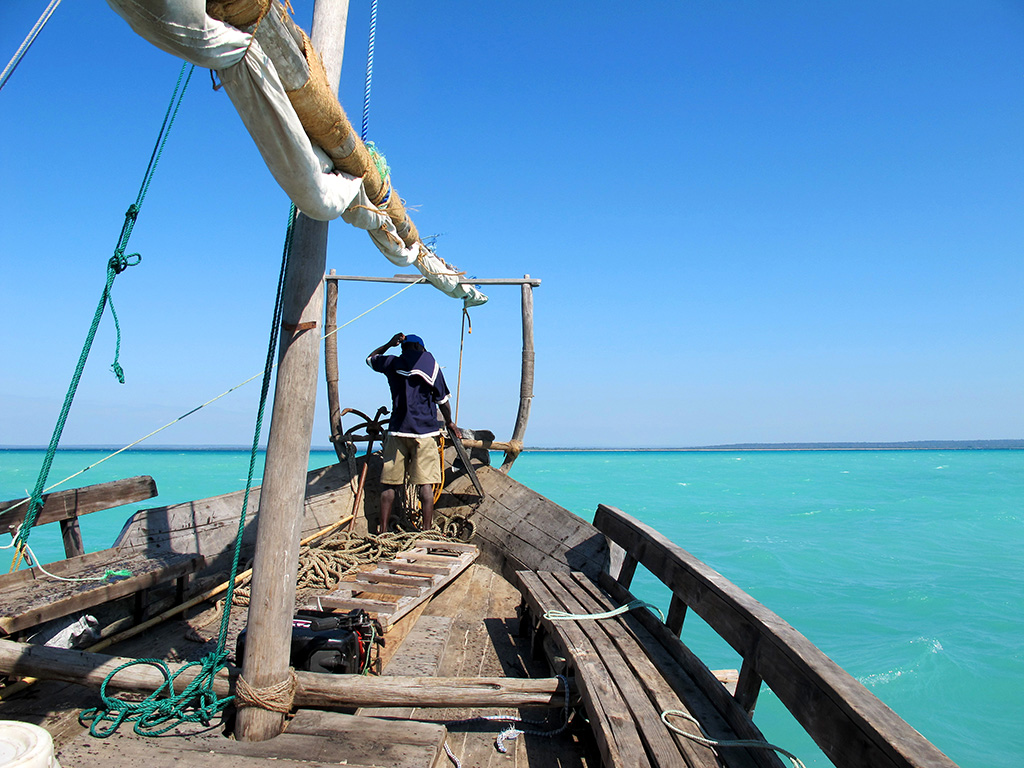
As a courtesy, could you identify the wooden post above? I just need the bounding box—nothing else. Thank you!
[236,0,349,742]
[501,275,535,472]
[324,269,347,463]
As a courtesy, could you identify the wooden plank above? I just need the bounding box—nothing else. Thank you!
[58,518,85,559]
[0,637,568,709]
[286,709,447,767]
[666,594,687,635]
[517,570,651,768]
[565,573,757,768]
[356,571,434,587]
[0,476,157,534]
[386,562,450,576]
[0,551,204,635]
[56,709,447,768]
[592,504,958,768]
[344,581,425,598]
[542,571,694,768]
[324,274,542,286]
[412,539,478,553]
[315,595,400,615]
[57,742,382,768]
[396,550,469,564]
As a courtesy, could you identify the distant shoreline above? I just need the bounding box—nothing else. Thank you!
[2,440,1022,452]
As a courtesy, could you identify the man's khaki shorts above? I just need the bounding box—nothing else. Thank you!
[380,434,442,486]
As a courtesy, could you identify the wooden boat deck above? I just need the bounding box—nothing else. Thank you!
[0,561,596,768]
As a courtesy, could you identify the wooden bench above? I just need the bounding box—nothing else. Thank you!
[0,547,205,636]
[0,476,158,559]
[517,569,778,768]
[0,476,204,638]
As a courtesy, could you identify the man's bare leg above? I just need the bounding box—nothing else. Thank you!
[419,484,434,530]
[379,485,398,534]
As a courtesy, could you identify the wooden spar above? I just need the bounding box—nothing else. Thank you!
[235,0,349,743]
[324,275,543,286]
[0,639,568,709]
[501,275,536,472]
[324,269,347,464]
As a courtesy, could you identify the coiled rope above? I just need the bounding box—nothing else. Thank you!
[11,62,193,568]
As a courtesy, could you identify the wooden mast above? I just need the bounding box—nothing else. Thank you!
[235,0,350,743]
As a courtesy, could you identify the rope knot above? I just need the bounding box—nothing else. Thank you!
[108,252,142,274]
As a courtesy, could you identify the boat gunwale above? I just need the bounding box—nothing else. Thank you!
[593,503,959,768]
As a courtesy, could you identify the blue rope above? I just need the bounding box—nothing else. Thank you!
[361,0,378,142]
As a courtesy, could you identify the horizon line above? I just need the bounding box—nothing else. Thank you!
[2,439,1022,452]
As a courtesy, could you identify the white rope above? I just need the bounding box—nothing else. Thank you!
[544,598,665,623]
[0,0,63,92]
[661,709,807,768]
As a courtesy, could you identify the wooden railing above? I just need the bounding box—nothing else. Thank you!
[0,476,157,559]
[592,504,958,768]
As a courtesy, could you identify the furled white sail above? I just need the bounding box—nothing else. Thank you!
[105,0,487,307]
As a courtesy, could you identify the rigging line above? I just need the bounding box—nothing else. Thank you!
[12,62,193,557]
[321,275,425,342]
[361,0,379,141]
[1,276,428,521]
[455,307,471,424]
[0,0,63,93]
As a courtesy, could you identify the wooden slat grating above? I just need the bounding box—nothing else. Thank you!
[309,541,477,629]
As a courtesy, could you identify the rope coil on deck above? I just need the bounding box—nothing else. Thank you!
[235,668,299,714]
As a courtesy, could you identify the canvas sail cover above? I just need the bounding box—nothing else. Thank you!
[105,0,487,307]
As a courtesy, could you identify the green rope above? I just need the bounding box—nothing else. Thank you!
[365,141,390,185]
[15,63,193,554]
[543,598,666,623]
[80,205,298,737]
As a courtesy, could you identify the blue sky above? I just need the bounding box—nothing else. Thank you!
[1,0,1022,449]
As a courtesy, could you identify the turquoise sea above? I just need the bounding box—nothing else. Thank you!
[1,447,1021,767]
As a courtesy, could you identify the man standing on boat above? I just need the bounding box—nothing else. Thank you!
[367,333,458,534]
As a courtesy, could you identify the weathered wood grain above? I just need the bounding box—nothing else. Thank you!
[517,570,650,768]
[0,638,567,709]
[0,550,204,635]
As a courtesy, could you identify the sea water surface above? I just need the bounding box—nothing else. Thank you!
[1,447,1021,767]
